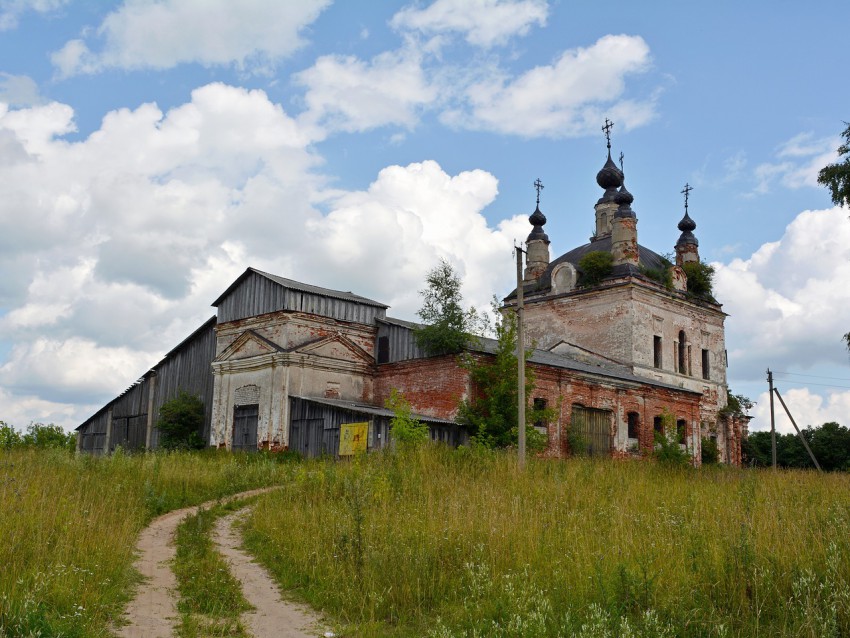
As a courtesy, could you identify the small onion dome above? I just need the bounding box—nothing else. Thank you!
[596,153,624,191]
[614,183,635,218]
[527,205,549,242]
[676,212,698,246]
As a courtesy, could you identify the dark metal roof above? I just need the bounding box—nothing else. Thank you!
[505,236,668,300]
[291,395,456,424]
[469,336,700,395]
[378,316,422,330]
[212,267,389,309]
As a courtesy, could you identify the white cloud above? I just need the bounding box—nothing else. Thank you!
[391,0,548,48]
[753,132,839,194]
[0,0,68,31]
[51,0,331,77]
[0,73,43,106]
[716,205,850,383]
[296,47,439,137]
[750,387,850,434]
[0,86,523,426]
[441,34,656,137]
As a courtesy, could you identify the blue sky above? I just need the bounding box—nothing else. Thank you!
[0,0,848,434]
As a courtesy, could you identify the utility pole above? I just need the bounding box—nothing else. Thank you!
[515,244,526,470]
[767,368,776,469]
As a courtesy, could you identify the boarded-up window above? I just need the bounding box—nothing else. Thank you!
[654,336,662,368]
[570,405,612,456]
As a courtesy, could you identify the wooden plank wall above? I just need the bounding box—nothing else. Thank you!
[217,271,385,325]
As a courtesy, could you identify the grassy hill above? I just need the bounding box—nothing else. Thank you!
[2,446,849,637]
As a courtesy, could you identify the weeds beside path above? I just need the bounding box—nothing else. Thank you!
[114,488,281,638]
[213,507,327,637]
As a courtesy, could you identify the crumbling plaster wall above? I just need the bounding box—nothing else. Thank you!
[211,310,377,450]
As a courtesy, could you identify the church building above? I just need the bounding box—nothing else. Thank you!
[77,130,746,465]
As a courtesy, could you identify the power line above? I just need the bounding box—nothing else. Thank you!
[774,381,850,390]
[773,370,850,382]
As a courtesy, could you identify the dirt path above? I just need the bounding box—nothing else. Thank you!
[113,487,316,638]
[213,509,327,637]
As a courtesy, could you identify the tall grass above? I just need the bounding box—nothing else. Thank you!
[243,447,850,637]
[0,448,293,637]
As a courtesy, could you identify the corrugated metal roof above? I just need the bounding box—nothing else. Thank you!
[471,336,700,395]
[292,395,456,424]
[379,316,422,329]
[212,267,389,309]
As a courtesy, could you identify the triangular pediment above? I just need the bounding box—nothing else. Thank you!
[294,334,373,364]
[215,330,282,362]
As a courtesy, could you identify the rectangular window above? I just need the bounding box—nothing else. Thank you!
[627,412,640,439]
[533,398,547,429]
[377,336,389,364]
[677,419,687,445]
[654,336,662,368]
[702,349,710,379]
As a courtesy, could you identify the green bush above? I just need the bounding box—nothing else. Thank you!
[682,260,715,299]
[578,251,614,287]
[156,392,206,450]
[386,389,430,446]
[701,436,720,465]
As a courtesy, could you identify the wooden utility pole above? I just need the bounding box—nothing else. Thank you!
[516,244,526,469]
[767,368,777,469]
[773,387,822,472]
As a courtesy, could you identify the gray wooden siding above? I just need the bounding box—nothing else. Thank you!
[289,396,391,458]
[77,317,217,452]
[217,271,386,325]
[376,320,425,363]
[150,320,217,447]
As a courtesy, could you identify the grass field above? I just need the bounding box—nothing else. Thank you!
[0,448,293,637]
[242,447,850,637]
[2,446,849,637]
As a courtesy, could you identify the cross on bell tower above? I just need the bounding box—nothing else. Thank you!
[602,118,614,150]
[534,178,544,206]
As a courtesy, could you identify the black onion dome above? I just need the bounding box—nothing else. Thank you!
[527,205,549,242]
[677,212,696,232]
[596,153,624,190]
[614,183,636,219]
[676,212,698,246]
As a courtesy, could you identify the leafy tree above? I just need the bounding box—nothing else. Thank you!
[721,390,754,419]
[682,260,716,300]
[386,388,430,446]
[414,259,486,356]
[744,421,850,471]
[1,421,76,451]
[817,122,850,207]
[578,250,613,287]
[22,423,76,450]
[457,307,554,451]
[0,421,22,450]
[157,391,206,450]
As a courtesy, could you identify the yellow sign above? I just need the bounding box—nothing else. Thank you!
[339,421,368,456]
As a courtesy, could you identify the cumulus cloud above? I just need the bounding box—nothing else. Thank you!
[715,205,850,430]
[391,0,548,48]
[0,86,525,427]
[0,0,68,30]
[51,0,331,77]
[716,206,850,375]
[750,387,850,434]
[296,47,439,137]
[753,132,840,194]
[440,34,656,137]
[0,73,44,106]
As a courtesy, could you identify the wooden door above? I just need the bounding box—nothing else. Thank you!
[232,404,259,451]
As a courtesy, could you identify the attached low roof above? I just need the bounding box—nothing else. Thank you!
[292,395,456,424]
[212,267,389,309]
